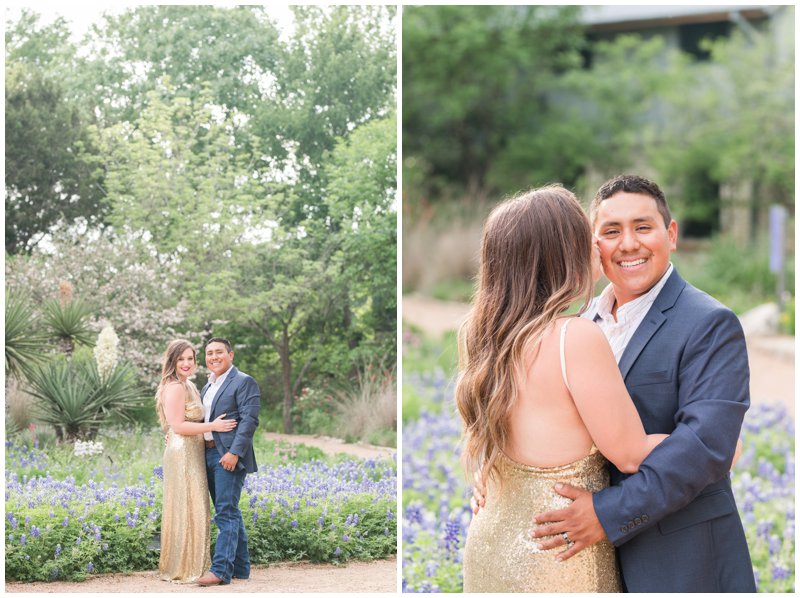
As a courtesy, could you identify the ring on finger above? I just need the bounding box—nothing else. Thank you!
[561,531,573,546]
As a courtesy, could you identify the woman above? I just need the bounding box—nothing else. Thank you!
[457,185,667,592]
[155,339,237,583]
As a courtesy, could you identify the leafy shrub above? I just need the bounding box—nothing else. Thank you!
[26,353,146,441]
[673,235,795,316]
[5,294,48,380]
[42,297,95,357]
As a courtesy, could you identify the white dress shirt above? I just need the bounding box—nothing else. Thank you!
[583,264,674,363]
[203,367,232,441]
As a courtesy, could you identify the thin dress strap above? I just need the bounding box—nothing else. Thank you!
[559,319,572,395]
[560,319,600,456]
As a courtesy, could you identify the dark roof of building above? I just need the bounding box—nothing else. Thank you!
[582,5,775,31]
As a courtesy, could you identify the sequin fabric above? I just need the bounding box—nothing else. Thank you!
[158,383,211,583]
[463,449,621,592]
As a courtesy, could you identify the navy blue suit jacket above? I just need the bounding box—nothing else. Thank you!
[591,269,755,592]
[201,366,261,474]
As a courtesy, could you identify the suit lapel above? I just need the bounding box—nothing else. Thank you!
[618,269,686,379]
[210,366,239,416]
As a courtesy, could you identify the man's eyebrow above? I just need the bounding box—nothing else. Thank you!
[597,216,657,228]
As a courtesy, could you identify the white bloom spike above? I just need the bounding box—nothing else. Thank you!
[94,326,119,382]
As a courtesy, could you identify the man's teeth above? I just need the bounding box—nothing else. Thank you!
[620,258,647,267]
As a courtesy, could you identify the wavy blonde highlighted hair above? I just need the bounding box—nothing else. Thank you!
[455,185,594,485]
[154,339,196,429]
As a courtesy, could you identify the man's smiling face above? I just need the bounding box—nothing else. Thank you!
[594,191,677,308]
[205,341,234,378]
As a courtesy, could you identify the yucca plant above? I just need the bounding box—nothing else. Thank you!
[26,355,146,441]
[5,294,48,380]
[42,298,95,357]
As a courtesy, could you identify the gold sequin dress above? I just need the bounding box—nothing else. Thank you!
[463,448,621,593]
[463,320,621,592]
[158,383,211,583]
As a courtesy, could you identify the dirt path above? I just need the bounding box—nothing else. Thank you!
[6,434,397,594]
[403,294,795,417]
[264,432,396,460]
[5,557,397,593]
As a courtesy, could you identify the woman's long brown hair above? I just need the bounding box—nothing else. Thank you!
[455,185,594,485]
[154,339,196,429]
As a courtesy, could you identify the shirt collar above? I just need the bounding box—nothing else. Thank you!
[209,366,232,385]
[596,263,674,322]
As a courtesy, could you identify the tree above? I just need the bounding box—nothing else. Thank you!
[251,5,397,225]
[402,5,584,198]
[77,5,282,125]
[323,113,397,357]
[5,64,105,253]
[653,27,794,211]
[221,234,345,433]
[95,79,266,260]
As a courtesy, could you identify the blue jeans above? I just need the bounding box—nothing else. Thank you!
[205,448,250,583]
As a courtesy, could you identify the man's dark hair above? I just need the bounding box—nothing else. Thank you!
[205,337,233,353]
[590,174,672,228]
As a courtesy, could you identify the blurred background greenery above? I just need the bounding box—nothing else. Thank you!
[402,5,794,322]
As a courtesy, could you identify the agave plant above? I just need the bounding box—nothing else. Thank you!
[42,298,95,357]
[26,355,146,441]
[5,294,48,380]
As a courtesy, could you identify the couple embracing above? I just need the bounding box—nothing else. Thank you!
[459,175,756,592]
[154,337,261,586]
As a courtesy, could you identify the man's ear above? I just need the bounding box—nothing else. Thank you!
[667,219,678,251]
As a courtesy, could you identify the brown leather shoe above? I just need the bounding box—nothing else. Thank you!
[197,571,224,586]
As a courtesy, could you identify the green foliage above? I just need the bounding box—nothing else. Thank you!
[323,113,398,351]
[81,6,282,122]
[95,79,266,260]
[672,236,794,315]
[654,26,794,205]
[290,388,338,436]
[5,13,104,254]
[243,493,395,564]
[779,296,794,335]
[403,5,585,197]
[26,353,146,441]
[5,294,48,379]
[42,298,95,356]
[255,5,397,224]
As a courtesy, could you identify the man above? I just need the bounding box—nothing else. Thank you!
[474,175,755,591]
[197,338,261,586]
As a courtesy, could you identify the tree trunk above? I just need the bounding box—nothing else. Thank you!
[279,333,294,434]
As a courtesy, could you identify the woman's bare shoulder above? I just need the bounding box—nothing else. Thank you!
[561,317,608,349]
